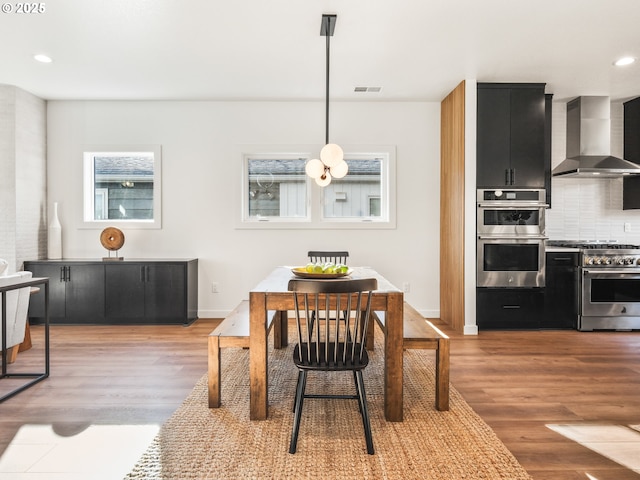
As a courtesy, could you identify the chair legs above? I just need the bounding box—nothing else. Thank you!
[355,370,375,454]
[288,369,374,455]
[289,370,307,454]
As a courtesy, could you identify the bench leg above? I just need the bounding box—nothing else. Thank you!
[208,335,221,408]
[435,338,450,411]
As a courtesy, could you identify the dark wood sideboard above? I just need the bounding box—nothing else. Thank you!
[24,259,198,325]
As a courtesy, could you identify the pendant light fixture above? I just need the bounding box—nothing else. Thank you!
[305,14,348,187]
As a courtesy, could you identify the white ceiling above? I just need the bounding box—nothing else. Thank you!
[1,0,639,102]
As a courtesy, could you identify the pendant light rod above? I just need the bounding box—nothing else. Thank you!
[305,14,347,187]
[321,14,336,146]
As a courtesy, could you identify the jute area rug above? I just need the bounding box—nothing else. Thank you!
[125,329,532,480]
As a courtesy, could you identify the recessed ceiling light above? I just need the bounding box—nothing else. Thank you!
[614,56,635,67]
[34,54,52,63]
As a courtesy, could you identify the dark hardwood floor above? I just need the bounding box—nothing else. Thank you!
[2,319,639,479]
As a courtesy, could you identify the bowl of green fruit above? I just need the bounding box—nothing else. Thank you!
[291,262,351,279]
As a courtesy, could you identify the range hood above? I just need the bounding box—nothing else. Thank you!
[552,96,640,178]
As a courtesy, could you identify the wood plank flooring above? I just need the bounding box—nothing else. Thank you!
[1,319,639,479]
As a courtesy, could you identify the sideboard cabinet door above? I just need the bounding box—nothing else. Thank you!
[104,259,197,324]
[24,261,105,324]
[144,264,187,321]
[105,264,146,320]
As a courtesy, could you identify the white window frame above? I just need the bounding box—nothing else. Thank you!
[241,152,312,224]
[82,145,162,229]
[319,151,393,225]
[94,188,109,220]
[237,145,396,230]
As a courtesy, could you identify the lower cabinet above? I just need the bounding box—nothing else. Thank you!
[543,252,579,329]
[476,288,544,329]
[25,259,198,325]
[105,262,196,324]
[24,262,105,324]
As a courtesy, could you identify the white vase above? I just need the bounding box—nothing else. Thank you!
[48,202,62,260]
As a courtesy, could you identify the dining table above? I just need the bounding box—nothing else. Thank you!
[249,266,404,421]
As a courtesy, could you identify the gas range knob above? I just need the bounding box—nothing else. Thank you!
[602,257,612,265]
[585,257,595,265]
[614,257,625,265]
[626,257,636,265]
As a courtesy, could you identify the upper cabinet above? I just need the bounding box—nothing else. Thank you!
[476,83,547,189]
[623,97,640,209]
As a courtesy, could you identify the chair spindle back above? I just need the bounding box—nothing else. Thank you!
[289,278,377,367]
[307,251,349,265]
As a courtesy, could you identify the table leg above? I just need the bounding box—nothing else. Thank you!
[384,293,403,421]
[249,291,268,420]
[273,310,288,349]
[435,337,450,411]
[365,314,375,350]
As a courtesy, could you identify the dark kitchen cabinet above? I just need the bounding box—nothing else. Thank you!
[476,287,544,329]
[543,252,579,329]
[24,259,198,325]
[24,261,105,324]
[477,83,547,188]
[544,93,553,207]
[622,97,640,209]
[105,260,198,324]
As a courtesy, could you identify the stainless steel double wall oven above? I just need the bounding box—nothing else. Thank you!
[477,189,548,288]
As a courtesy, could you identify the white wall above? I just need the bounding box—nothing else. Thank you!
[46,100,440,318]
[0,85,47,274]
[547,99,640,242]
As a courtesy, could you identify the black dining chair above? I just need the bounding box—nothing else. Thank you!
[307,250,351,326]
[287,277,377,455]
[307,250,349,265]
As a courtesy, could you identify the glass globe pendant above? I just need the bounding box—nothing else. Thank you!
[315,171,332,187]
[320,143,343,167]
[304,14,345,187]
[330,159,348,179]
[305,158,325,179]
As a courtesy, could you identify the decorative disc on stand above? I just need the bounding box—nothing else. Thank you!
[100,227,125,261]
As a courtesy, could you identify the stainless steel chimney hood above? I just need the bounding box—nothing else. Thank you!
[552,96,640,178]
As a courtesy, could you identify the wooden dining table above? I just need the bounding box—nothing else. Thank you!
[249,266,404,421]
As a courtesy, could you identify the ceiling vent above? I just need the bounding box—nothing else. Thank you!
[354,86,382,93]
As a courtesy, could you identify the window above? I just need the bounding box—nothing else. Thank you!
[321,155,389,222]
[83,145,162,229]
[240,146,396,229]
[243,154,310,222]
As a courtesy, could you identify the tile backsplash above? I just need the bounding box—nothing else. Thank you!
[546,100,640,244]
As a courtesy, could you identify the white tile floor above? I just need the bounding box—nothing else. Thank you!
[3,422,638,478]
[547,424,640,475]
[0,424,159,480]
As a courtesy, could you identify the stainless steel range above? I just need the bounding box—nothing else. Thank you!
[548,241,640,331]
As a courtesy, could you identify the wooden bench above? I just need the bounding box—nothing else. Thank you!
[372,302,450,411]
[207,301,287,408]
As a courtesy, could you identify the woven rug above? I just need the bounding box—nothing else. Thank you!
[125,331,532,480]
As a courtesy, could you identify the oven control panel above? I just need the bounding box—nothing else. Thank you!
[583,253,640,267]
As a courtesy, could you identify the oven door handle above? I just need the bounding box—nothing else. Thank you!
[583,269,640,275]
[477,203,549,208]
[477,235,548,240]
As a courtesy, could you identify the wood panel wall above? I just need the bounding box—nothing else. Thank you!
[440,81,466,332]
